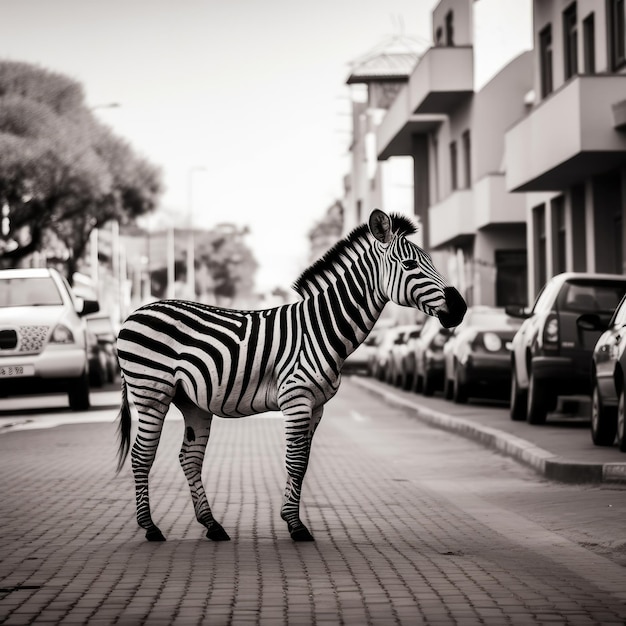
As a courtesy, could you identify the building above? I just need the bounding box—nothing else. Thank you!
[366,0,534,307]
[505,0,626,298]
[343,34,428,235]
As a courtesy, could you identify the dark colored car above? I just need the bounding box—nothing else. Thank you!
[410,315,452,396]
[508,273,626,425]
[590,293,626,450]
[442,306,522,404]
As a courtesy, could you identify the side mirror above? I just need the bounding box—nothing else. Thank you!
[576,313,606,332]
[505,304,532,319]
[79,299,100,317]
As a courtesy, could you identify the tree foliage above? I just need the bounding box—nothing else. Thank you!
[0,60,163,279]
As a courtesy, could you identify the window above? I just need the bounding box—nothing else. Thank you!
[552,196,566,274]
[583,13,595,73]
[608,0,626,70]
[533,204,547,288]
[495,250,528,307]
[563,3,578,80]
[462,130,471,188]
[449,141,458,191]
[432,136,439,202]
[539,25,553,97]
[445,11,454,46]
[614,209,623,273]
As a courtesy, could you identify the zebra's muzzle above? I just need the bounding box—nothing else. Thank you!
[437,287,467,328]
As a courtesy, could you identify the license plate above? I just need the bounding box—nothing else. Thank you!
[0,365,34,378]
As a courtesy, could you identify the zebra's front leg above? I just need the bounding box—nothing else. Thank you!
[280,405,323,542]
[175,390,230,541]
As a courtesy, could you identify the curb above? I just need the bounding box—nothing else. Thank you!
[351,377,626,485]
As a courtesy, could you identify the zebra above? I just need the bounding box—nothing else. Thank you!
[116,209,466,542]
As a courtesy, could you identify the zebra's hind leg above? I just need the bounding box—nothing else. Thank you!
[129,383,174,542]
[280,404,324,542]
[173,386,230,542]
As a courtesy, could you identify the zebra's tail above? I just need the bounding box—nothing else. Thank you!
[116,375,132,474]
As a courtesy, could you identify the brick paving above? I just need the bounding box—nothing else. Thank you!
[0,380,625,625]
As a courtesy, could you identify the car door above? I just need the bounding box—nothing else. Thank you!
[595,295,626,403]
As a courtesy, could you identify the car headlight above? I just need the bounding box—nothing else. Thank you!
[482,332,502,352]
[50,324,75,344]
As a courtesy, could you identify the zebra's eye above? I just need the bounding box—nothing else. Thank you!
[402,259,419,271]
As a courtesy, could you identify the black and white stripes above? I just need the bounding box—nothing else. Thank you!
[116,209,466,542]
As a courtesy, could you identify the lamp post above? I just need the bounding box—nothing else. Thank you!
[187,166,206,299]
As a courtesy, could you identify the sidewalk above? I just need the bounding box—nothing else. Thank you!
[352,376,626,485]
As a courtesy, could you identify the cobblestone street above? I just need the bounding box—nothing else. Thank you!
[1,379,625,625]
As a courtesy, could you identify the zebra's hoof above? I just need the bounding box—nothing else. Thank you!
[146,528,166,542]
[290,526,315,542]
[206,524,231,542]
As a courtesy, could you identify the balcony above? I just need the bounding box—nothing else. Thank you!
[429,189,474,249]
[408,46,474,115]
[377,86,445,159]
[505,75,626,192]
[473,174,525,229]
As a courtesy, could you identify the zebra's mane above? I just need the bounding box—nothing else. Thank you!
[292,213,417,297]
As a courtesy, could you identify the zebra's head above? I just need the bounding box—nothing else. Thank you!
[369,210,466,328]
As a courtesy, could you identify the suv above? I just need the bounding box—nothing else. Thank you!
[0,268,99,410]
[508,273,626,424]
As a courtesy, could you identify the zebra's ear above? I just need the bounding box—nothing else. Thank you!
[369,209,392,244]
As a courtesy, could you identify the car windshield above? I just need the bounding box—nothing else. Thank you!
[558,281,626,314]
[0,277,63,307]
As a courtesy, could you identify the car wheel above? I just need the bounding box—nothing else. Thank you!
[402,368,414,391]
[413,372,423,393]
[68,371,91,412]
[443,376,454,400]
[89,361,105,388]
[618,391,626,453]
[106,361,116,384]
[422,369,435,397]
[590,381,617,446]
[510,366,527,421]
[453,364,468,404]
[526,370,548,425]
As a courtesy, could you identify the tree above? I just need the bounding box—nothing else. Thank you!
[194,225,258,304]
[0,60,162,279]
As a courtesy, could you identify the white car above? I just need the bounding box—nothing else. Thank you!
[0,267,99,410]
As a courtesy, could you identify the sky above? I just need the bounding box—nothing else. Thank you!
[0,0,531,293]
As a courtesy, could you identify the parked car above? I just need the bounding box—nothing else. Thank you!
[410,315,453,396]
[85,313,119,386]
[590,293,626,450]
[386,323,423,389]
[370,325,418,384]
[508,272,626,425]
[442,306,522,404]
[0,267,99,410]
[343,328,382,376]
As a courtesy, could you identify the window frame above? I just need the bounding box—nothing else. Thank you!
[563,3,579,80]
[608,0,626,71]
[539,24,554,98]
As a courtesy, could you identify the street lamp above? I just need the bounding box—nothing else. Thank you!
[187,166,206,299]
